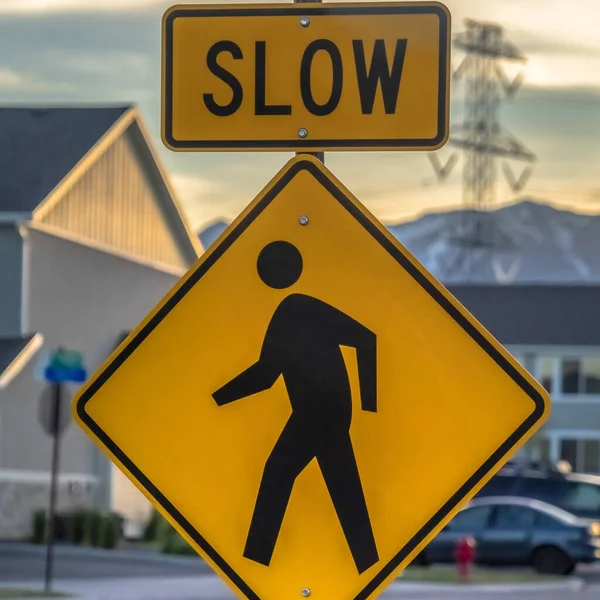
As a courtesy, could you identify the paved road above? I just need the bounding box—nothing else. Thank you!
[2,544,599,600]
[0,543,209,581]
[576,563,600,584]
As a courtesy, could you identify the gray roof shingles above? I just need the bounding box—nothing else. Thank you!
[449,285,600,346]
[0,105,131,213]
[0,334,36,375]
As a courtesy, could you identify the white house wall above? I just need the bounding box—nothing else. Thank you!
[545,403,600,430]
[40,129,187,270]
[1,227,182,528]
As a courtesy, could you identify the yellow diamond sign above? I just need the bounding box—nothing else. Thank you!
[73,156,549,600]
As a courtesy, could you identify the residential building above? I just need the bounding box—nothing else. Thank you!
[451,284,600,474]
[0,105,201,538]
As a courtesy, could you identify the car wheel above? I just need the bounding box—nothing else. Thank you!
[531,546,575,576]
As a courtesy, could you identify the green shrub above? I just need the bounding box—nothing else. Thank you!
[31,510,47,544]
[30,508,109,546]
[161,530,196,556]
[53,513,71,542]
[160,523,196,556]
[84,510,103,546]
[70,509,94,545]
[98,514,122,549]
[142,509,164,542]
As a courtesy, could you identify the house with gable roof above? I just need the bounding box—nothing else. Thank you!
[0,105,201,538]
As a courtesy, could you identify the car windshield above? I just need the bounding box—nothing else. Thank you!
[446,505,493,531]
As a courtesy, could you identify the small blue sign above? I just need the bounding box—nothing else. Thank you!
[44,349,87,383]
[44,365,87,383]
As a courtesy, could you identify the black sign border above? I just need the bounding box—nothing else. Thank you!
[76,159,546,600]
[162,4,450,150]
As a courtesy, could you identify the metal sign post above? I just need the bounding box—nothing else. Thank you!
[42,348,87,593]
[295,0,324,163]
[44,381,62,594]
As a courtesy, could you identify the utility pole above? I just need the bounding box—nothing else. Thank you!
[429,19,536,280]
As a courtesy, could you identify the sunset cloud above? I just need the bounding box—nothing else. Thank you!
[0,0,597,229]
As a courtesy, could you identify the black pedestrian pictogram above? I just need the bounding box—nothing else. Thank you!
[212,240,379,574]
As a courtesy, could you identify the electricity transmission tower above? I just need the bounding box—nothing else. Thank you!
[429,19,536,280]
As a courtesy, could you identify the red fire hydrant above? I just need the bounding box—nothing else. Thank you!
[455,536,476,581]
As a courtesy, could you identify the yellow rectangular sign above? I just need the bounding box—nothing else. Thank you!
[162,2,450,152]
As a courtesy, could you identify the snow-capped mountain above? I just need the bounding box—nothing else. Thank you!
[197,200,600,284]
[390,200,600,284]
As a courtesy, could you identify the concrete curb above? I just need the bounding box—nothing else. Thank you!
[390,576,586,594]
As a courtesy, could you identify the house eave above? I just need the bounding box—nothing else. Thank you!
[0,212,32,224]
[26,221,187,277]
[0,333,44,391]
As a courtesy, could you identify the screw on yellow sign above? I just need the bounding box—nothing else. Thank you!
[73,156,549,600]
[161,2,451,151]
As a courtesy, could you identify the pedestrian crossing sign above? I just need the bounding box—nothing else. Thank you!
[73,155,549,600]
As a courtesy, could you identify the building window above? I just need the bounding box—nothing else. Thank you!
[560,357,600,395]
[583,358,600,394]
[522,434,550,462]
[537,357,554,393]
[583,440,600,473]
[560,439,578,468]
[560,439,600,474]
[561,360,580,394]
[535,436,551,462]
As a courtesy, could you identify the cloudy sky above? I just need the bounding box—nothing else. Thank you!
[0,0,599,230]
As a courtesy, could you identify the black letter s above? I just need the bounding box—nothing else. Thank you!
[203,41,243,117]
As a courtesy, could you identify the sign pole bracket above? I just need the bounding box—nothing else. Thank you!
[294,0,324,164]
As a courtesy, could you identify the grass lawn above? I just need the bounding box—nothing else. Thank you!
[398,566,562,584]
[0,589,71,598]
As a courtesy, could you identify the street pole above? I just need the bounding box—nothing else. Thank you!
[44,381,62,593]
[294,0,325,164]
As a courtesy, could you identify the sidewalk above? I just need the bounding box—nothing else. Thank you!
[2,576,231,600]
[1,574,587,600]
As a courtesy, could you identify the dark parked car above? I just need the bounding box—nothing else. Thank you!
[417,496,600,574]
[476,460,600,519]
